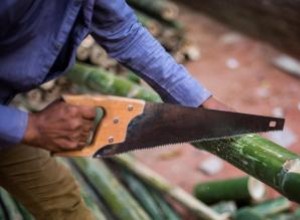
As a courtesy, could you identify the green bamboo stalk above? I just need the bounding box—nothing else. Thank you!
[0,188,23,220]
[67,63,161,102]
[58,159,108,220]
[67,62,300,203]
[193,136,300,203]
[193,176,266,204]
[234,208,264,220]
[268,214,295,220]
[72,158,151,220]
[151,190,182,220]
[233,197,291,220]
[250,197,291,216]
[113,155,227,220]
[211,201,237,216]
[123,71,142,84]
[118,169,165,220]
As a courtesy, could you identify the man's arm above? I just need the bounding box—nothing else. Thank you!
[91,0,212,107]
[0,105,28,147]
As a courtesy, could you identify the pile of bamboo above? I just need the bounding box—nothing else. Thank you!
[12,77,73,111]
[76,0,200,69]
[194,177,300,220]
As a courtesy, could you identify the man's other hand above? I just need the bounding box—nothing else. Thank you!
[201,96,232,111]
[22,100,97,152]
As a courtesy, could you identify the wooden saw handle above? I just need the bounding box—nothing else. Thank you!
[54,95,145,157]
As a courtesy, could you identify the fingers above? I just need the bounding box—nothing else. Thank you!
[80,106,97,120]
[34,100,99,152]
[62,118,94,150]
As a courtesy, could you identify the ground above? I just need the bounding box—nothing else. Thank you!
[134,3,300,202]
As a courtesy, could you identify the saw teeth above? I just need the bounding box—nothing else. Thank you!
[95,134,245,157]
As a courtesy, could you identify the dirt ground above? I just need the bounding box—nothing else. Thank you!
[134,3,300,201]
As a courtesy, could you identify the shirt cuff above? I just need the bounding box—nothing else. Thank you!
[169,75,212,107]
[0,105,28,146]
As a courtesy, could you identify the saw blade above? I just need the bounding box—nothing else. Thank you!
[94,103,284,157]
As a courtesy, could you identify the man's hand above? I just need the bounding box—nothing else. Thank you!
[22,100,96,152]
[201,96,231,111]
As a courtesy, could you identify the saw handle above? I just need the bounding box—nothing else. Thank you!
[53,95,145,157]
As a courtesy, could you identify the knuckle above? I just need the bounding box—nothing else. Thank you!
[69,120,81,130]
[89,108,97,118]
[72,132,81,140]
[68,106,79,116]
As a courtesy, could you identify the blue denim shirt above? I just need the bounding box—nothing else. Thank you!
[0,0,211,146]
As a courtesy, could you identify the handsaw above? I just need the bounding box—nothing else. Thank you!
[54,95,285,157]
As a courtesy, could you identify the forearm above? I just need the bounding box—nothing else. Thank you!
[91,0,211,107]
[0,105,28,148]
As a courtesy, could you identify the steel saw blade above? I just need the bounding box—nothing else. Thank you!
[94,103,284,157]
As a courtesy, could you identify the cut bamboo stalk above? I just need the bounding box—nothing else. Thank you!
[76,45,91,61]
[81,35,95,49]
[25,89,43,109]
[127,0,179,21]
[113,154,228,220]
[194,176,266,204]
[66,63,161,102]
[89,44,108,66]
[40,80,56,91]
[179,40,201,61]
[233,197,291,220]
[72,158,151,220]
[67,62,300,203]
[193,135,300,203]
[77,35,95,61]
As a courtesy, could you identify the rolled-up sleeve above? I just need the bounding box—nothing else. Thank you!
[91,0,212,107]
[0,105,28,147]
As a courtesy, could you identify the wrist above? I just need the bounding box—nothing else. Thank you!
[23,113,40,145]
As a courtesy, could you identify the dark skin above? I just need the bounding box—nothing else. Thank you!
[22,96,228,152]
